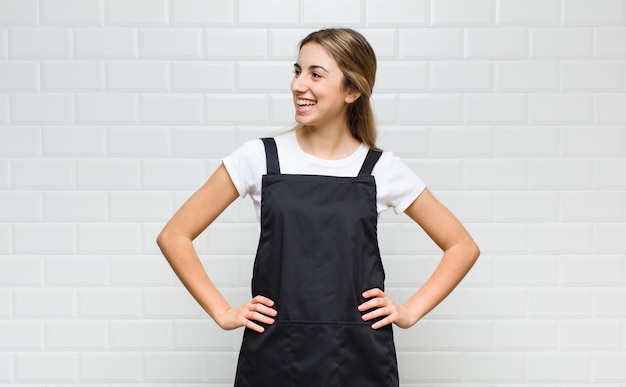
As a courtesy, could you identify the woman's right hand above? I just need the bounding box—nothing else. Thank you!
[216,295,277,333]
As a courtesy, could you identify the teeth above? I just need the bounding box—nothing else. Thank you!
[297,99,316,106]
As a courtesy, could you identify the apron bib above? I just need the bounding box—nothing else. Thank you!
[234,137,399,387]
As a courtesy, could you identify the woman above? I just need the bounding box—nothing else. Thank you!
[157,28,479,386]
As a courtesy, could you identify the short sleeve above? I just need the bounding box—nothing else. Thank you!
[222,139,266,199]
[373,152,426,214]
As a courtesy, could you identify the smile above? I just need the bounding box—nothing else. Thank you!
[296,99,317,106]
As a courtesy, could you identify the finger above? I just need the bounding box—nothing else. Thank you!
[358,296,389,312]
[362,288,384,298]
[243,319,266,333]
[252,295,275,307]
[361,305,391,321]
[370,315,394,330]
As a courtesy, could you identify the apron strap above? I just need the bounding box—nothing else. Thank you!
[358,149,383,176]
[261,137,281,175]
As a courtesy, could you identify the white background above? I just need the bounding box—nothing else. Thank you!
[1,0,626,385]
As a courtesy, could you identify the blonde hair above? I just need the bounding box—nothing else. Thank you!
[296,28,379,150]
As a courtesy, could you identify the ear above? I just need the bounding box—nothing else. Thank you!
[344,88,361,104]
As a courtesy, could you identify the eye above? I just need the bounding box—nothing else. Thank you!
[312,72,322,79]
[293,68,301,76]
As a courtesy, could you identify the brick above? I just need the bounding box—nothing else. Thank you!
[42,61,104,91]
[593,288,626,317]
[496,61,559,91]
[172,126,237,157]
[170,0,234,25]
[494,126,559,156]
[0,256,43,286]
[141,159,205,189]
[171,62,235,91]
[109,191,172,222]
[464,159,527,189]
[301,0,361,25]
[76,93,139,124]
[77,224,140,253]
[595,28,626,58]
[0,321,43,349]
[79,353,141,381]
[206,94,268,124]
[141,94,204,124]
[237,61,293,92]
[46,320,107,349]
[76,159,140,189]
[271,94,296,124]
[0,29,6,59]
[528,353,589,381]
[494,320,557,349]
[110,255,173,286]
[361,29,398,59]
[495,191,559,222]
[142,288,206,318]
[365,0,427,25]
[14,288,75,318]
[0,126,40,157]
[430,61,492,91]
[593,353,626,381]
[432,0,494,26]
[594,223,626,253]
[0,93,7,124]
[0,61,39,90]
[398,352,462,381]
[594,158,626,189]
[75,28,137,58]
[530,94,593,124]
[398,94,462,124]
[0,0,37,24]
[108,126,170,156]
[563,0,626,25]
[433,191,494,222]
[562,125,624,156]
[0,191,42,224]
[9,28,72,58]
[530,288,592,318]
[41,0,102,25]
[529,159,593,189]
[464,94,527,124]
[107,61,168,91]
[399,29,463,58]
[12,159,74,189]
[15,353,76,382]
[43,191,107,222]
[561,60,625,91]
[13,223,75,254]
[106,0,167,25]
[407,159,463,190]
[174,320,241,350]
[560,255,624,286]
[238,0,297,25]
[78,289,141,317]
[45,256,108,285]
[140,28,202,58]
[12,93,74,124]
[109,320,172,349]
[269,28,313,58]
[495,255,559,286]
[43,126,106,156]
[465,352,526,382]
[465,28,528,58]
[428,126,492,157]
[376,126,428,158]
[376,61,427,92]
[428,320,492,350]
[143,353,206,382]
[595,93,626,123]
[0,353,11,380]
[497,0,561,25]
[467,223,526,254]
[528,224,593,254]
[530,28,593,58]
[0,224,9,254]
[205,28,268,58]
[206,223,260,254]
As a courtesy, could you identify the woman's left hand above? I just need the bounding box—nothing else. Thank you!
[358,288,418,329]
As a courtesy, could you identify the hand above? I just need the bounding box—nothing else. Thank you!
[358,288,417,330]
[215,295,277,333]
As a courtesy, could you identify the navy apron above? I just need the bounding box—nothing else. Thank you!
[234,137,399,387]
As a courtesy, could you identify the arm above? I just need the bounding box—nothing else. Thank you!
[156,163,276,332]
[360,188,480,329]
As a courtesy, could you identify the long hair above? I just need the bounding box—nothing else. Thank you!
[297,28,379,150]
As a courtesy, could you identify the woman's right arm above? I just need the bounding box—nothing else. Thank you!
[156,163,277,333]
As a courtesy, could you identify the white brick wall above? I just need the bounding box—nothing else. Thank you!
[0,0,625,385]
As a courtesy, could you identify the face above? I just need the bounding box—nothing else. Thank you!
[291,43,359,131]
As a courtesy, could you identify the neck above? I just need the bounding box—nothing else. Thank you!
[296,125,361,160]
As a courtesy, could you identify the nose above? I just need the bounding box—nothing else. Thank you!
[291,74,306,94]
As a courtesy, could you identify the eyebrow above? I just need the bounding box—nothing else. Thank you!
[293,63,329,73]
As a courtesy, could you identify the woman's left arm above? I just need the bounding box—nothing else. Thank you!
[359,188,480,329]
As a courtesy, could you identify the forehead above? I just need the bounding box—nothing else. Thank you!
[296,43,339,69]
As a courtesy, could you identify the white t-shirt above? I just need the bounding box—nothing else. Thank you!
[222,130,426,223]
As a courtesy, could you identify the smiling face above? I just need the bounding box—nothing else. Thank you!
[291,43,360,133]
